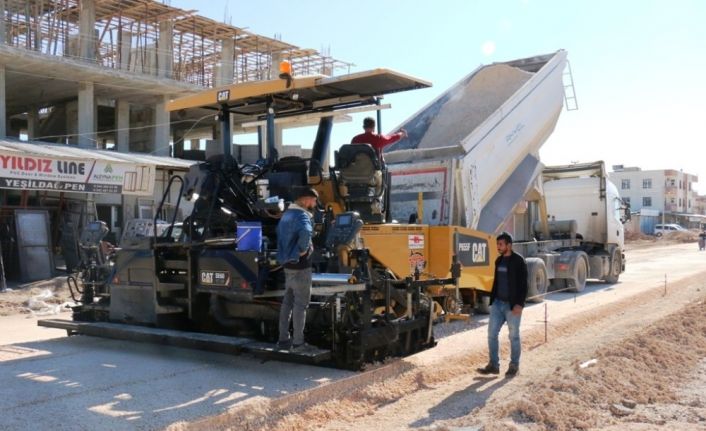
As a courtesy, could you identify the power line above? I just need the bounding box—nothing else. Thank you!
[21,113,215,157]
[32,114,215,142]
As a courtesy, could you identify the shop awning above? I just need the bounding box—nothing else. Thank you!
[0,138,196,196]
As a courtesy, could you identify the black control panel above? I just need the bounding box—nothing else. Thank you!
[326,212,364,248]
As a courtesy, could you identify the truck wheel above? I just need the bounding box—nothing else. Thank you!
[604,249,622,284]
[567,253,588,293]
[443,294,462,314]
[526,258,548,303]
[475,295,491,314]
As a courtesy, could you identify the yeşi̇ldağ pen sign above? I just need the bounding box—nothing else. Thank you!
[0,152,155,195]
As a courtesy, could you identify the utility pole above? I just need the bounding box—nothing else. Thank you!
[0,240,6,292]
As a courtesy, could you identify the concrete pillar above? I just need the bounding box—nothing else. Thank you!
[0,65,5,137]
[189,139,200,150]
[270,52,282,80]
[27,108,39,140]
[79,0,96,61]
[215,38,234,86]
[157,21,173,78]
[115,99,130,153]
[153,95,170,156]
[0,0,6,45]
[78,81,95,148]
[119,29,132,70]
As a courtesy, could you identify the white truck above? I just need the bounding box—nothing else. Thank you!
[514,161,628,297]
[383,50,627,307]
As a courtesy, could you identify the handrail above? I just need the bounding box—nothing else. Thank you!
[154,175,185,239]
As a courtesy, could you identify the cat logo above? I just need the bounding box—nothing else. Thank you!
[472,243,487,263]
[216,89,230,103]
[456,233,489,267]
[458,242,487,263]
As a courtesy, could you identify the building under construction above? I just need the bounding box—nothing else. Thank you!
[0,0,349,282]
[0,0,349,152]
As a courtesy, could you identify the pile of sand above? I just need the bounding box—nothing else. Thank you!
[417,64,533,150]
[480,299,706,430]
[625,231,655,242]
[663,230,699,243]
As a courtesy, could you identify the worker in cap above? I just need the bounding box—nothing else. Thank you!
[275,186,319,352]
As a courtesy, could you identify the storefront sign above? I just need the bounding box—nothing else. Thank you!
[0,153,155,195]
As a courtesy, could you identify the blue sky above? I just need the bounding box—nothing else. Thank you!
[172,0,706,191]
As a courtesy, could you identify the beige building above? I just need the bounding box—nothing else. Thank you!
[695,195,706,216]
[609,166,699,214]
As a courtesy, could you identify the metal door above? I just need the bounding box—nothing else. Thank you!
[15,210,54,282]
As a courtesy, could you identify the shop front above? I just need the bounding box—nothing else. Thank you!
[0,139,194,282]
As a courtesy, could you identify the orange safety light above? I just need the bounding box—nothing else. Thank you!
[279,60,293,87]
[279,60,292,76]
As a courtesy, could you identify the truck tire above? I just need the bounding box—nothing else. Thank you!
[604,249,622,284]
[567,252,589,293]
[475,294,491,314]
[526,258,548,303]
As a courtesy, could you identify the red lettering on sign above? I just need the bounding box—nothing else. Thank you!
[0,155,54,173]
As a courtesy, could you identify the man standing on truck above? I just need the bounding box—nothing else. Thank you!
[351,117,407,160]
[276,187,318,352]
[477,232,528,377]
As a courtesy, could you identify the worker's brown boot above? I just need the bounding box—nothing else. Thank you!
[476,363,500,375]
[505,363,519,378]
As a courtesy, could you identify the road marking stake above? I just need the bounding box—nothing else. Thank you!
[535,303,549,344]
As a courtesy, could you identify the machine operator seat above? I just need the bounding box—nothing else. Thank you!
[334,144,385,221]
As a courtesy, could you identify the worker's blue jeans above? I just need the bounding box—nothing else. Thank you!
[487,299,522,368]
[278,268,312,345]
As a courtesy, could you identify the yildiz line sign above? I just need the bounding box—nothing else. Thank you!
[0,153,155,196]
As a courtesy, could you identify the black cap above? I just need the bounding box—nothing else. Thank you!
[294,186,319,199]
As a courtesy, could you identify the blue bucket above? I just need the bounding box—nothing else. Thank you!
[236,222,262,252]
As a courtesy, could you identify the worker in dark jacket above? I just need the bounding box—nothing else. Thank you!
[477,232,528,377]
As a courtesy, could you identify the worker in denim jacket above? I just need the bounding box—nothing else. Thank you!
[276,186,318,352]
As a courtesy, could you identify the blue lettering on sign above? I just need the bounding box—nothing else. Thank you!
[505,123,525,145]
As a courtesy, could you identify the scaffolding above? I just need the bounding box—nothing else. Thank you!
[0,0,351,87]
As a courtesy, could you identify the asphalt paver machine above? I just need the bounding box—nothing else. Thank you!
[40,66,458,369]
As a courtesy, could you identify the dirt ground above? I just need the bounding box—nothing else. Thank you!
[3,242,705,430]
[176,242,706,431]
[264,280,706,431]
[624,231,698,250]
[0,275,74,316]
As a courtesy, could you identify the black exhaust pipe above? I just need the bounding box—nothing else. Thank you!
[309,116,333,177]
